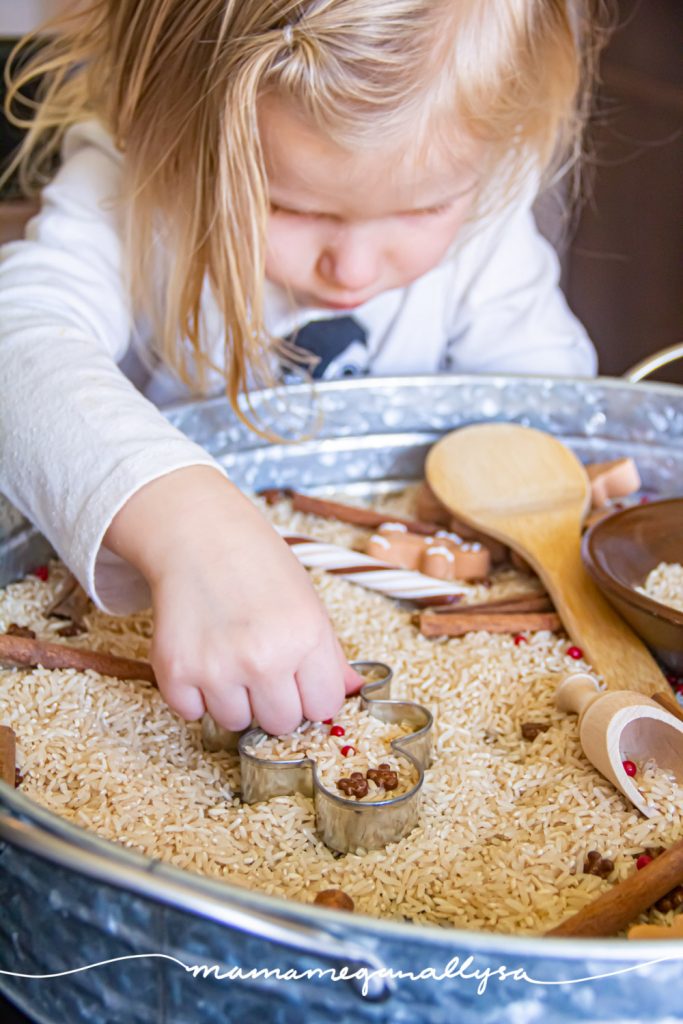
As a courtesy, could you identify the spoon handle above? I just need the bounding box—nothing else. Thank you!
[652,689,683,725]
[520,508,664,696]
[547,837,683,937]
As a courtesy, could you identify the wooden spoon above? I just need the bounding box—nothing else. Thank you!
[427,424,683,812]
[426,423,666,696]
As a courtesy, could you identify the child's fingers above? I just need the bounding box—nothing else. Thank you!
[294,639,346,725]
[204,685,253,734]
[161,682,206,721]
[330,635,365,695]
[250,679,303,736]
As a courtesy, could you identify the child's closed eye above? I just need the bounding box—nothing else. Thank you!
[407,202,454,217]
[269,201,454,221]
[270,202,328,220]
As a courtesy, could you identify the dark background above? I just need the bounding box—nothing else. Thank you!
[564,0,683,384]
[0,994,32,1024]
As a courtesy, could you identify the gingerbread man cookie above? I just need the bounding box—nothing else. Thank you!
[366,523,491,582]
[586,457,641,508]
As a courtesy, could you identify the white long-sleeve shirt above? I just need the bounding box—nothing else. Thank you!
[0,121,596,614]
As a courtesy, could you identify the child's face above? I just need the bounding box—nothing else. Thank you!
[260,96,481,311]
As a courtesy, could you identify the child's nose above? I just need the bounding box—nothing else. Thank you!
[317,227,379,292]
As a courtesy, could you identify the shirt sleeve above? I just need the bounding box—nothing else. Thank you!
[0,121,224,614]
[442,188,597,377]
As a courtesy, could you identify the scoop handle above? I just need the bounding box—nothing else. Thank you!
[555,672,602,718]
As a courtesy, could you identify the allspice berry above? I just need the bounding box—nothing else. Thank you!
[6,623,36,639]
[313,889,355,912]
[521,722,550,741]
[583,850,614,879]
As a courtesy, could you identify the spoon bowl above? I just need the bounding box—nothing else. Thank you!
[426,423,665,695]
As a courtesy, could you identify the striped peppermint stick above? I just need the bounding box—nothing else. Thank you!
[277,530,467,606]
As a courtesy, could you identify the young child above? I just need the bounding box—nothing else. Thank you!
[0,0,608,735]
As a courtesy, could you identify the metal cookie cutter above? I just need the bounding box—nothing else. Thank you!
[202,662,433,854]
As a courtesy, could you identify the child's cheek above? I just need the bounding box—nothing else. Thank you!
[264,218,295,284]
[266,218,320,286]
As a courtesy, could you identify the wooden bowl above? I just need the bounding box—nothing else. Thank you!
[582,499,683,674]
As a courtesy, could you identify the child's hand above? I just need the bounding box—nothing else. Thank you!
[104,467,363,734]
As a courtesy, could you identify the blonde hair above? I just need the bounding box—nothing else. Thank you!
[4,0,612,430]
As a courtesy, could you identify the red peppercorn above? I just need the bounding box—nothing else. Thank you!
[31,565,49,581]
[636,854,653,870]
[322,719,333,725]
[639,496,650,504]
[329,725,346,737]
[566,646,583,660]
[340,745,355,757]
[622,759,637,777]
[513,634,528,646]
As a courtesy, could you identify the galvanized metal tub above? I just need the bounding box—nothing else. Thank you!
[2,373,683,1024]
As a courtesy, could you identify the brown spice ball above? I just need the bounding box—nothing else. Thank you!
[313,889,355,912]
[521,722,550,741]
[6,623,36,639]
[656,885,683,914]
[583,850,614,879]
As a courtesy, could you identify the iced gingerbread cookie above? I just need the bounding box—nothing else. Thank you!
[366,522,491,582]
[586,457,641,508]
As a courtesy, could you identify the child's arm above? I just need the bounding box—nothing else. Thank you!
[442,186,597,377]
[103,466,358,734]
[0,121,358,733]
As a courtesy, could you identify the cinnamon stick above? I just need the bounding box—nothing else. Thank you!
[411,594,464,609]
[263,488,441,535]
[419,610,561,638]
[546,837,683,937]
[0,634,156,684]
[0,725,16,787]
[46,574,92,626]
[431,593,553,615]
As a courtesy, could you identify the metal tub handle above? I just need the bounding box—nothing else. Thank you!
[624,343,683,382]
[0,813,393,1001]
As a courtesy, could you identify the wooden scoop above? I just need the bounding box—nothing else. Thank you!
[426,423,666,696]
[556,672,683,816]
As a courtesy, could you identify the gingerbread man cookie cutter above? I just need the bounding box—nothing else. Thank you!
[202,662,433,853]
